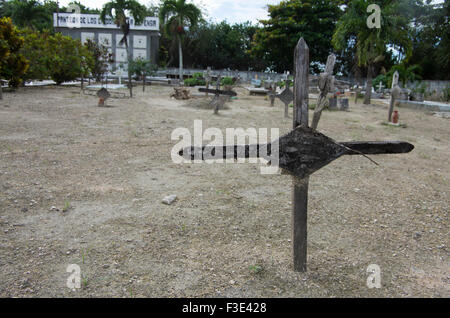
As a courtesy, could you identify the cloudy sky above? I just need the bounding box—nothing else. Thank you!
[58,0,445,25]
[58,0,288,24]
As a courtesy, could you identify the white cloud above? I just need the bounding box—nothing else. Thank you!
[57,0,446,25]
[58,0,281,24]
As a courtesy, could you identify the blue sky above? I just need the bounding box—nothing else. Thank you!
[59,0,445,25]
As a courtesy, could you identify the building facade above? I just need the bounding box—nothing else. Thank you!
[53,13,160,71]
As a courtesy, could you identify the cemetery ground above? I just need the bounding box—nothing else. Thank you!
[0,85,448,298]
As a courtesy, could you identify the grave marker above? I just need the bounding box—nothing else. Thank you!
[276,80,294,118]
[198,75,237,115]
[97,87,111,106]
[181,38,414,272]
[311,54,336,130]
[388,71,401,122]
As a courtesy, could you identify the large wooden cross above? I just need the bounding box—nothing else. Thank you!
[181,38,414,272]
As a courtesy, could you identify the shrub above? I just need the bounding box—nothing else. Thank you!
[220,76,234,86]
[85,39,114,82]
[20,30,92,84]
[0,17,29,87]
[443,85,450,102]
[183,78,197,86]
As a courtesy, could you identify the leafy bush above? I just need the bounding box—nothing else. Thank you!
[85,39,114,82]
[183,78,198,86]
[20,29,92,84]
[220,76,234,86]
[443,85,450,102]
[373,74,387,89]
[411,82,427,95]
[184,72,205,86]
[129,57,157,80]
[0,17,29,87]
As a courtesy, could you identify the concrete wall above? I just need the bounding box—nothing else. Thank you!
[56,27,159,70]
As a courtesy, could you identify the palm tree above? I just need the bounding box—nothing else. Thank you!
[332,0,412,104]
[159,0,201,84]
[100,0,147,98]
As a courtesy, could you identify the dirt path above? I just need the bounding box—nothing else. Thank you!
[0,85,448,297]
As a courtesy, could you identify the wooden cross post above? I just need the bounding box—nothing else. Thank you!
[268,82,276,107]
[292,38,310,271]
[311,53,336,130]
[181,38,414,272]
[198,75,237,115]
[204,67,211,97]
[388,71,400,122]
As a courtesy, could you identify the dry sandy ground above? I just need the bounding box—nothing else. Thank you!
[0,85,448,298]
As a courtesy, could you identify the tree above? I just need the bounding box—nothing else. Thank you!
[0,0,51,31]
[332,0,412,104]
[20,29,92,84]
[407,1,449,80]
[45,33,92,84]
[85,39,114,82]
[129,57,157,91]
[159,0,202,83]
[183,21,265,71]
[0,17,29,88]
[250,0,342,73]
[100,0,147,98]
[386,64,421,87]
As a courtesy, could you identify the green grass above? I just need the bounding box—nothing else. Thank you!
[62,201,71,212]
[249,265,264,274]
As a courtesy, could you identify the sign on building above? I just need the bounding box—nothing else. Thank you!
[53,13,160,70]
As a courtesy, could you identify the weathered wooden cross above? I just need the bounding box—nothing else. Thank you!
[182,38,414,272]
[268,81,277,107]
[388,71,401,122]
[199,75,237,115]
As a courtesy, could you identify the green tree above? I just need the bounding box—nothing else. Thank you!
[159,0,202,83]
[332,0,413,104]
[20,29,92,84]
[19,28,50,81]
[0,0,51,30]
[0,17,29,88]
[250,0,342,73]
[386,64,422,87]
[85,39,114,82]
[100,0,147,97]
[407,1,449,80]
[45,33,92,84]
[129,57,157,91]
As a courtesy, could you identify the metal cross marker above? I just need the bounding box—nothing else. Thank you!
[181,38,414,272]
[97,87,111,107]
[198,75,237,115]
[276,80,294,118]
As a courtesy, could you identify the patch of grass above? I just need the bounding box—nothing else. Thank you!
[419,152,431,160]
[81,275,89,289]
[62,201,71,212]
[249,265,264,274]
